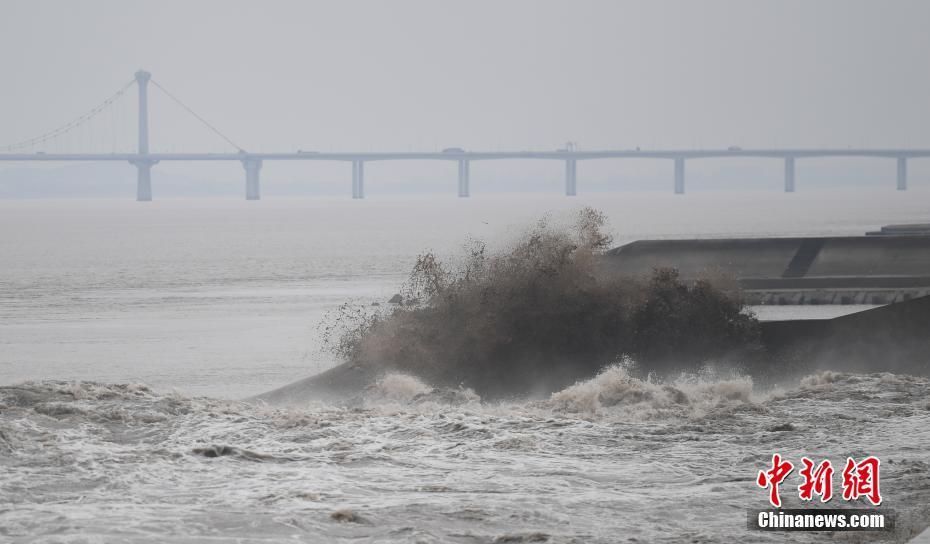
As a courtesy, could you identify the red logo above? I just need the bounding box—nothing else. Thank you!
[798,457,834,502]
[841,456,882,506]
[757,454,794,507]
[758,454,882,507]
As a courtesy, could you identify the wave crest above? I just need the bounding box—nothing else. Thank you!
[366,373,433,403]
[548,363,754,419]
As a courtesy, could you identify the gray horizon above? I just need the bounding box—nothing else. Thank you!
[2,0,929,196]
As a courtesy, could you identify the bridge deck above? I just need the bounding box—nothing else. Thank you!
[2,149,930,162]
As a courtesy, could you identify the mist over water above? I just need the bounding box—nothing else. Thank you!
[2,190,928,397]
[2,191,930,542]
[3,0,930,539]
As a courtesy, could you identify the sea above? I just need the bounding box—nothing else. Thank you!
[1,189,928,543]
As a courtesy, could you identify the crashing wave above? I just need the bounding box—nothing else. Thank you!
[547,363,754,420]
[363,373,481,408]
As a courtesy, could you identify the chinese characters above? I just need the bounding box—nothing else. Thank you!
[757,454,881,507]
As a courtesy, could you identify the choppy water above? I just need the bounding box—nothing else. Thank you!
[1,370,928,543]
[2,190,929,398]
[1,191,929,542]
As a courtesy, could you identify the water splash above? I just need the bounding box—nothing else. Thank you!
[547,363,754,420]
[1,373,928,542]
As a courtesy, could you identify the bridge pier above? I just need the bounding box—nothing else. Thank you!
[133,69,155,202]
[242,158,262,200]
[784,157,796,193]
[130,159,157,201]
[674,157,685,194]
[352,160,365,199]
[897,157,907,191]
[458,159,470,197]
[564,159,577,196]
[135,70,151,155]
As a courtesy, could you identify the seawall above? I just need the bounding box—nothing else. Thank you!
[759,295,930,375]
[604,235,930,305]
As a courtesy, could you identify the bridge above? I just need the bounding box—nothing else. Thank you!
[2,70,928,201]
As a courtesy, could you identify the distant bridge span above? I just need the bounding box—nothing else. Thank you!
[1,70,927,200]
[0,149,926,200]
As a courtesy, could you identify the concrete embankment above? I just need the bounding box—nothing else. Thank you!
[251,362,380,405]
[254,296,930,405]
[760,295,930,375]
[604,235,930,305]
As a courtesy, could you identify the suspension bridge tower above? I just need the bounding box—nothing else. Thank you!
[130,69,158,201]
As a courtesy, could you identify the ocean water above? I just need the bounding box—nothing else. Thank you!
[2,371,928,543]
[1,189,929,542]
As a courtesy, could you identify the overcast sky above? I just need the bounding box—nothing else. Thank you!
[1,0,929,194]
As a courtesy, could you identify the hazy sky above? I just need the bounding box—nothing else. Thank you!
[1,0,929,194]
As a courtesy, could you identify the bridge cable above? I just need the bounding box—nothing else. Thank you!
[1,79,135,153]
[149,79,244,152]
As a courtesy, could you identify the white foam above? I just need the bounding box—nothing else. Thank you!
[367,373,433,403]
[548,363,754,420]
